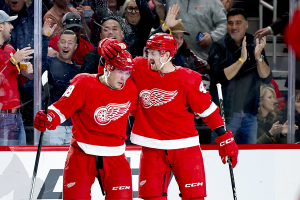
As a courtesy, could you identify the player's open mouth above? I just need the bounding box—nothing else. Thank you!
[150,60,155,66]
[63,50,69,54]
[109,36,116,39]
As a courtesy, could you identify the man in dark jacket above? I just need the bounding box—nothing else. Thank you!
[208,9,272,144]
[41,30,80,145]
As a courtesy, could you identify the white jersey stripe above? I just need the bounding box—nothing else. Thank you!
[48,105,67,124]
[131,132,200,149]
[196,102,217,118]
[77,141,126,156]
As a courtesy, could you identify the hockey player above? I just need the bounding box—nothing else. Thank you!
[101,33,239,200]
[33,45,137,200]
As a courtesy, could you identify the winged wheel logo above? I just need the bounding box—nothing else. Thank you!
[94,101,131,125]
[139,88,178,109]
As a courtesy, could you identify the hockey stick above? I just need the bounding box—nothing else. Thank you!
[29,71,50,200]
[216,83,237,200]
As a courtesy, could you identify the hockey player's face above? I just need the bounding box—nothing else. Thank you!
[227,14,248,45]
[147,49,161,71]
[108,67,131,89]
[57,34,78,62]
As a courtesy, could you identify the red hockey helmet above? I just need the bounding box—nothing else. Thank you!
[146,33,177,57]
[106,50,134,71]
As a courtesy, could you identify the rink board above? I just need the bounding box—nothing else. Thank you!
[0,144,300,200]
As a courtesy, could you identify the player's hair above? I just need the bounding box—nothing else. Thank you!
[100,16,123,32]
[59,30,78,43]
[227,8,247,21]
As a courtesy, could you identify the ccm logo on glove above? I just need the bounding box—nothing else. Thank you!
[220,138,234,146]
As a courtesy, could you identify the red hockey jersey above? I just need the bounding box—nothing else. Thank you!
[131,57,224,149]
[48,73,138,156]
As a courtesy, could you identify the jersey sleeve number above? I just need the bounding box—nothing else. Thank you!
[199,82,207,93]
[63,85,75,97]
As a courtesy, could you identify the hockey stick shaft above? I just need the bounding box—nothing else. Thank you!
[216,83,237,200]
[29,71,50,200]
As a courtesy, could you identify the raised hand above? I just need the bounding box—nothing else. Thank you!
[255,36,266,60]
[240,36,247,62]
[43,18,57,37]
[13,47,34,63]
[164,4,182,30]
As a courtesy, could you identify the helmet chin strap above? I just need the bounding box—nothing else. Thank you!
[159,57,172,70]
[103,68,126,90]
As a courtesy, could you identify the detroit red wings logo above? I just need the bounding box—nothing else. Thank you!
[94,102,131,125]
[140,88,178,109]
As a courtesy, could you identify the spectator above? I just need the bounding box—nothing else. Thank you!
[0,10,34,145]
[42,29,80,145]
[90,0,131,47]
[81,17,125,74]
[43,0,90,39]
[81,15,152,73]
[165,0,227,60]
[96,0,154,56]
[48,12,94,66]
[220,0,234,12]
[118,0,140,26]
[257,85,288,144]
[171,22,196,71]
[277,89,300,143]
[208,9,272,144]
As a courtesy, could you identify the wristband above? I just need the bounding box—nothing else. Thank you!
[10,57,20,73]
[10,56,17,65]
[162,23,172,35]
[238,58,245,64]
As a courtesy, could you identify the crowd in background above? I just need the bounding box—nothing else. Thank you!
[0,0,297,146]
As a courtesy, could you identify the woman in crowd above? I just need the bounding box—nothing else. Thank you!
[257,85,288,144]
